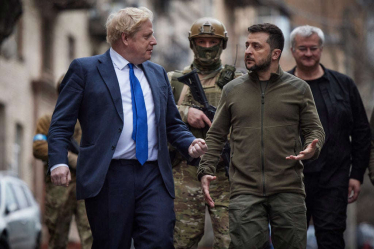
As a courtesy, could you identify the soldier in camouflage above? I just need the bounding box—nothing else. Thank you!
[33,76,92,249]
[168,17,242,249]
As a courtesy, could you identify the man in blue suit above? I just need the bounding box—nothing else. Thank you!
[47,7,207,249]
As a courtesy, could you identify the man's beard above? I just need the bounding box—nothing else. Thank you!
[246,52,272,72]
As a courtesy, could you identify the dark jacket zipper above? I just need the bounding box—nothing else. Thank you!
[260,81,268,196]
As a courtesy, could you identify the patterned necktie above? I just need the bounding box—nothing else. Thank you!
[128,63,148,165]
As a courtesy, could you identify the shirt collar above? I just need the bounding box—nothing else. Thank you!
[110,48,140,70]
[289,63,328,81]
[319,64,328,80]
[248,65,283,83]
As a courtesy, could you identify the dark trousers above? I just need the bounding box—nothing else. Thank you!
[85,159,175,249]
[304,172,348,249]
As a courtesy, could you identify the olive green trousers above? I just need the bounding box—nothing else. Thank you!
[229,193,307,249]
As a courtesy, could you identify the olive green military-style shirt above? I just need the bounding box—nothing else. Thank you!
[198,67,325,197]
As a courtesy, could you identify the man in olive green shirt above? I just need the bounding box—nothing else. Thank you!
[198,23,325,249]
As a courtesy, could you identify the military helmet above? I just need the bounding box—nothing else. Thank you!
[189,17,228,49]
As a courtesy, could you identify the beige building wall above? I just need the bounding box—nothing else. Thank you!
[231,6,258,72]
[149,0,210,70]
[53,10,93,83]
[0,0,42,186]
[283,0,350,73]
[0,0,95,244]
[142,0,258,73]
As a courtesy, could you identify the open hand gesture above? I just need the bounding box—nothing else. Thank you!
[286,139,319,160]
[200,175,216,208]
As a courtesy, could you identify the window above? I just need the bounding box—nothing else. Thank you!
[0,104,5,170]
[12,123,23,174]
[16,17,23,61]
[11,183,30,209]
[0,18,23,60]
[5,183,19,213]
[42,17,54,74]
[68,35,76,63]
[21,185,34,207]
[255,7,291,55]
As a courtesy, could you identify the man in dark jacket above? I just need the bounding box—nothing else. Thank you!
[48,7,207,249]
[289,25,371,249]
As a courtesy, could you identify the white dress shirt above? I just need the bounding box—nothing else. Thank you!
[51,48,158,172]
[110,48,158,160]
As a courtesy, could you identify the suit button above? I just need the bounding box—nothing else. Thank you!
[111,145,116,150]
[118,128,122,133]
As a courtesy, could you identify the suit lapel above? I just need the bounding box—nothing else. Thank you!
[142,62,161,124]
[97,50,124,122]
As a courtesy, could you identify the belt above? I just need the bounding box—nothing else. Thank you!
[112,159,158,165]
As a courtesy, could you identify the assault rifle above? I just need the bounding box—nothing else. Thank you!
[177,69,231,178]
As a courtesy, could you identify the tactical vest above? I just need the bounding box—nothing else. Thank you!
[170,66,223,137]
[168,66,242,167]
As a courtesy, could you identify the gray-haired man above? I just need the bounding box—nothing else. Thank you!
[288,25,370,249]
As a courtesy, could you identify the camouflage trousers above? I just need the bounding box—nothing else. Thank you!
[173,161,230,249]
[45,177,92,249]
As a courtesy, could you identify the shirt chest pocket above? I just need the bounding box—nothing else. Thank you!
[334,93,353,127]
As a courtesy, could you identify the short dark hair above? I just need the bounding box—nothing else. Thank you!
[248,23,284,53]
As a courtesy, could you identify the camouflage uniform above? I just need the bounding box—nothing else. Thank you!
[33,114,92,249]
[169,17,243,248]
[169,62,242,248]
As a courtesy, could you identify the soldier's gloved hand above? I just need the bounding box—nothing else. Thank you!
[217,64,236,89]
[187,107,212,129]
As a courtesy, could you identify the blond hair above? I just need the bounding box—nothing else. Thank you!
[106,7,153,45]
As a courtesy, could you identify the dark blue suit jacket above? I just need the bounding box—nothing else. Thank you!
[48,50,195,200]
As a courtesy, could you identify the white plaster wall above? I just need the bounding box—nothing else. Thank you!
[0,0,94,188]
[53,10,93,82]
[0,0,42,186]
[23,0,43,80]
